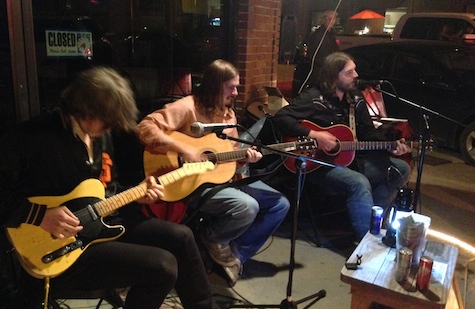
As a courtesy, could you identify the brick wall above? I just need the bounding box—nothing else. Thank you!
[235,0,282,116]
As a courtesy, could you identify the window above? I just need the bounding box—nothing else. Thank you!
[30,0,232,114]
[392,53,445,85]
[400,16,475,43]
[439,49,475,84]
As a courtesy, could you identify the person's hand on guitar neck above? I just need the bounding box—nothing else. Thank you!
[236,147,263,168]
[393,138,411,156]
[41,206,83,239]
[244,147,263,163]
[136,176,164,204]
[308,129,339,153]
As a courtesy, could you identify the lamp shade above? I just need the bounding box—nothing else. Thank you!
[349,9,385,20]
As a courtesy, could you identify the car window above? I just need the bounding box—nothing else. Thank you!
[400,17,475,44]
[438,49,475,70]
[349,50,388,78]
[400,18,440,40]
[392,53,443,83]
[438,49,475,83]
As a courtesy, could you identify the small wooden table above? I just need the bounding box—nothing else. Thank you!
[341,230,458,309]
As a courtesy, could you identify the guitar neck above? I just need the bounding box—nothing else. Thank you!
[342,140,398,151]
[341,140,416,151]
[214,141,306,163]
[93,183,147,218]
[93,163,212,217]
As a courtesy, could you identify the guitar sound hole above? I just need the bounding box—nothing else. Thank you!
[329,141,341,154]
[203,151,217,164]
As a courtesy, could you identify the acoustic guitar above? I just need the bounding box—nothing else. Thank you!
[143,131,317,201]
[283,120,420,174]
[6,161,214,279]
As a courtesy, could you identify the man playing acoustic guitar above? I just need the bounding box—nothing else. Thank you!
[0,67,213,308]
[137,59,290,286]
[272,52,412,241]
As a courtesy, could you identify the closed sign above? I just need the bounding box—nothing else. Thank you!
[45,30,93,57]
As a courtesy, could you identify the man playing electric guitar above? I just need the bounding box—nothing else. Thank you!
[0,67,213,309]
[137,59,290,287]
[272,52,412,241]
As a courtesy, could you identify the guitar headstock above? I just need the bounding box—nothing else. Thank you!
[408,137,434,153]
[182,161,215,174]
[418,137,434,153]
[296,137,318,151]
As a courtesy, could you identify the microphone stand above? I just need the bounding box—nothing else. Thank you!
[375,86,471,213]
[376,87,468,128]
[413,115,430,213]
[215,132,331,308]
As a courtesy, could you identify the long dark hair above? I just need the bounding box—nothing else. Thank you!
[317,52,354,98]
[194,59,239,115]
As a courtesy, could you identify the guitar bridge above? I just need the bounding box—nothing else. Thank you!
[41,239,83,264]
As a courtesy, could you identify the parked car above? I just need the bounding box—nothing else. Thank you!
[337,12,475,50]
[392,12,475,45]
[345,41,475,165]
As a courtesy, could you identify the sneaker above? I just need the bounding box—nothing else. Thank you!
[223,258,242,287]
[200,234,237,267]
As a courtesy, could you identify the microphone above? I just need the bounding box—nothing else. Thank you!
[356,79,386,89]
[190,122,238,136]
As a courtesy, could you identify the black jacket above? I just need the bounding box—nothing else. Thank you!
[304,25,339,68]
[272,87,391,163]
[0,111,122,228]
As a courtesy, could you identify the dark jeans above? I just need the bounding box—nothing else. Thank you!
[22,208,212,309]
[306,156,410,240]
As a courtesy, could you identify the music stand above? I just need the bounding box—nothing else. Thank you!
[215,131,331,308]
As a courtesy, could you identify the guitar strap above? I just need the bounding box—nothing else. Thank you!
[346,92,358,139]
[348,102,356,138]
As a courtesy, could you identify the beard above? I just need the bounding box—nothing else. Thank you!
[224,96,235,108]
[336,79,357,93]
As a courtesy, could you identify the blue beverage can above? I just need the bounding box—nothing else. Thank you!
[370,206,384,235]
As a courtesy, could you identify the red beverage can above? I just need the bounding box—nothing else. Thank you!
[416,256,433,292]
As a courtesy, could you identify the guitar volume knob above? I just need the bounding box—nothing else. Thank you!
[42,254,53,263]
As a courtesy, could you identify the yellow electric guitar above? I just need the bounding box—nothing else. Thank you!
[6,161,214,279]
[143,131,317,201]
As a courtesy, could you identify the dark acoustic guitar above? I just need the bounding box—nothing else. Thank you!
[283,120,420,174]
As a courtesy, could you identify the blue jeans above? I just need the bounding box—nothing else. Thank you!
[186,180,290,264]
[306,156,410,240]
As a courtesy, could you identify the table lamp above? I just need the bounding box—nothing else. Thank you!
[382,188,414,247]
